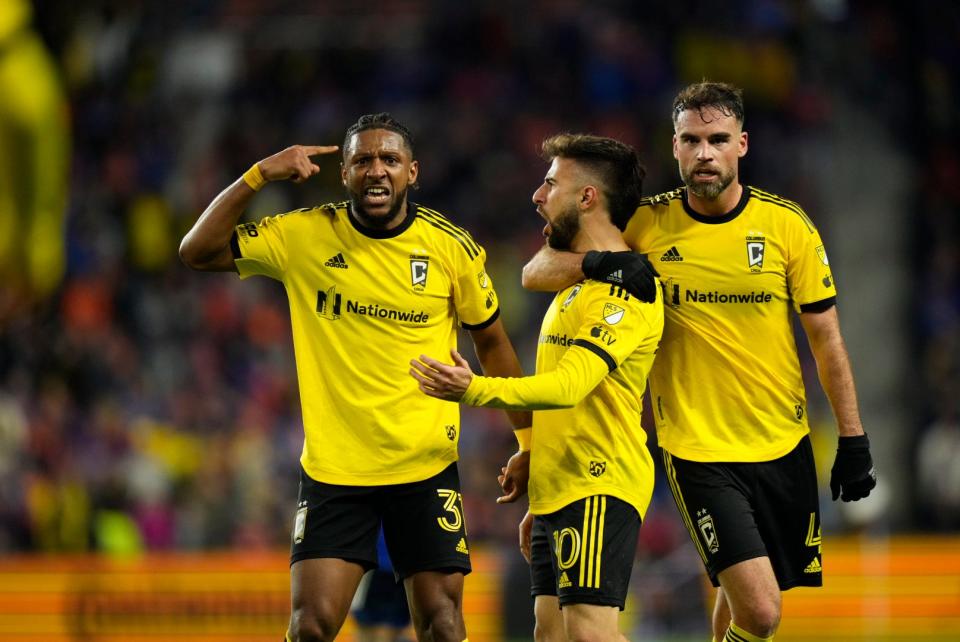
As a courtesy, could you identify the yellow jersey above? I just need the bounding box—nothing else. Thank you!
[235,202,499,485]
[464,280,663,518]
[623,186,837,462]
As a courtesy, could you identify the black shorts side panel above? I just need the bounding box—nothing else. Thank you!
[290,467,381,568]
[530,495,640,610]
[662,436,822,590]
[381,462,472,579]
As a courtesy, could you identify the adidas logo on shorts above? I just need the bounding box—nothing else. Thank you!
[558,571,572,588]
[456,538,469,554]
[804,557,822,573]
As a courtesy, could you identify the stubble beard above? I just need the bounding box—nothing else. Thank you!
[546,203,581,251]
[348,187,409,229]
[682,166,736,201]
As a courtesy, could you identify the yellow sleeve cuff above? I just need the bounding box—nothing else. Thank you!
[513,427,532,452]
[242,163,267,191]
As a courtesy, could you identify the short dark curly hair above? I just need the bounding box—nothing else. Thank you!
[672,82,744,126]
[540,133,646,231]
[343,113,415,156]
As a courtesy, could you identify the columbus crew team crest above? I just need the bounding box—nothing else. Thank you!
[410,254,429,291]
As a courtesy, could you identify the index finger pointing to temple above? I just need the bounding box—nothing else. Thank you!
[303,145,340,156]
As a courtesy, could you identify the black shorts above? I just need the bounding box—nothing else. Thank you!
[529,495,640,609]
[291,462,471,578]
[661,435,822,590]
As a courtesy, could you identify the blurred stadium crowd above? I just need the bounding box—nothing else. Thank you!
[0,0,957,577]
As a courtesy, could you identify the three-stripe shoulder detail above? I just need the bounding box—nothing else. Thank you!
[749,187,816,232]
[416,206,481,259]
[638,188,683,208]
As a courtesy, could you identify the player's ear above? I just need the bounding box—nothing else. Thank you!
[672,134,680,160]
[340,162,347,187]
[581,185,599,209]
[409,159,419,189]
[739,131,748,158]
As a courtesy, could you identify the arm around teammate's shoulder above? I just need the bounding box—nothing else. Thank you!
[521,246,585,291]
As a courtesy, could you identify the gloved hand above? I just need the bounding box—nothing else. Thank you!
[582,250,659,303]
[830,434,877,501]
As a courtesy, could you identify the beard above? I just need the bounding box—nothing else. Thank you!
[347,186,409,229]
[681,164,736,201]
[546,203,581,250]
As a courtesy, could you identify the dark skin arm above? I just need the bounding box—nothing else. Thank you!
[468,318,532,503]
[179,145,338,272]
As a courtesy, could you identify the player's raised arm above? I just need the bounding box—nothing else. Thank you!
[179,144,338,272]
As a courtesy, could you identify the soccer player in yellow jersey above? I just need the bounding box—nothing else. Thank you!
[180,113,532,642]
[411,134,663,642]
[0,0,70,319]
[521,84,878,642]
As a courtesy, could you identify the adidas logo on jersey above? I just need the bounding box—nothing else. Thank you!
[558,571,572,588]
[660,246,684,262]
[456,538,469,554]
[804,557,822,573]
[324,253,349,268]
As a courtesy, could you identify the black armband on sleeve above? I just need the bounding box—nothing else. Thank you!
[800,296,836,313]
[462,307,500,331]
[230,232,242,259]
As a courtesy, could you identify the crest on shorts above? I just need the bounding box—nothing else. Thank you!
[293,505,308,544]
[697,509,720,553]
[589,460,606,477]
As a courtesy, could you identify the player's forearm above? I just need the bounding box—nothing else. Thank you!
[813,343,864,436]
[464,348,607,411]
[471,323,532,429]
[521,246,585,292]
[801,309,865,437]
[179,177,255,271]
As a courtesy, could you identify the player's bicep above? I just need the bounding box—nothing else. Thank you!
[786,219,836,311]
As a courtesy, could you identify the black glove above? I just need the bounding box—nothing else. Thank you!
[830,434,877,501]
[582,250,659,303]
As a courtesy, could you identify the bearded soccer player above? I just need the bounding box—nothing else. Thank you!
[411,134,663,642]
[521,84,877,642]
[180,113,532,642]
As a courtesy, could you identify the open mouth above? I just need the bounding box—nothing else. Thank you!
[362,185,391,205]
[694,168,718,181]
